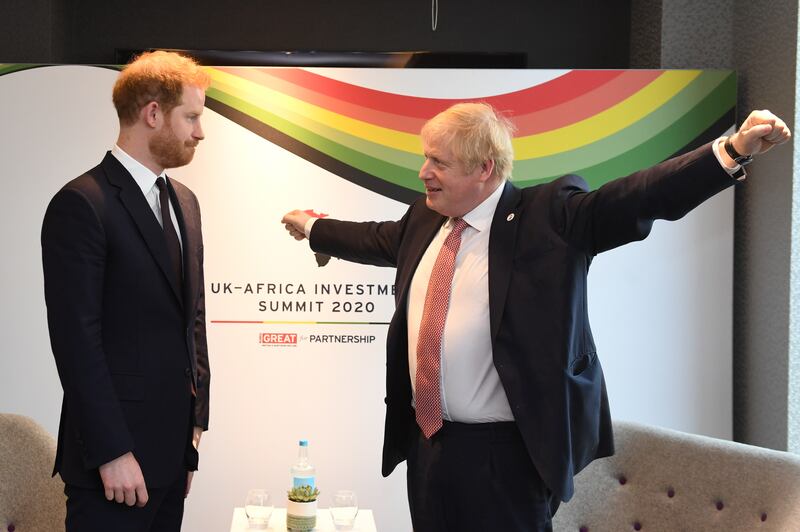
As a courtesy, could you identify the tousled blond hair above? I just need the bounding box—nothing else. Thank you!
[421,102,516,180]
[112,51,211,126]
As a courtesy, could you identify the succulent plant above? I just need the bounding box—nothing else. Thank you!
[287,485,320,502]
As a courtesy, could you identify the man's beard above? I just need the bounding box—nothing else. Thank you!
[149,122,197,169]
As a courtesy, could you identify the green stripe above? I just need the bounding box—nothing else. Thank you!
[513,71,735,180]
[0,64,122,77]
[207,87,423,192]
[210,78,424,172]
[513,71,735,190]
[0,64,44,76]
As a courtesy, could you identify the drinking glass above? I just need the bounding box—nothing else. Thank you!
[244,489,273,529]
[329,489,358,530]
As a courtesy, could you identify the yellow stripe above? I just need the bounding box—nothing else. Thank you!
[208,68,422,154]
[513,70,701,158]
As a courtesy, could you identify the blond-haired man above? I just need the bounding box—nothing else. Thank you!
[42,50,211,531]
[283,102,790,531]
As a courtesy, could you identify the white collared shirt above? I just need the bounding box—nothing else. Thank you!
[110,145,183,249]
[407,181,514,423]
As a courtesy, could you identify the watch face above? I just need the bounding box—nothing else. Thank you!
[736,155,754,166]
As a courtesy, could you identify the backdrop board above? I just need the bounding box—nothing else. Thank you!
[0,64,735,532]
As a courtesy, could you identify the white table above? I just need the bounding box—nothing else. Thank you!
[230,507,377,531]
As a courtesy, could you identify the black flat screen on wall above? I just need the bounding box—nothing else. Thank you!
[114,49,527,68]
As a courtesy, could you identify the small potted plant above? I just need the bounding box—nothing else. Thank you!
[286,485,320,531]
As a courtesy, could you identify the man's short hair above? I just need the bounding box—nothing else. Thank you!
[112,51,211,126]
[421,102,517,180]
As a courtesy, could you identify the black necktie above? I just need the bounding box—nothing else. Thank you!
[155,177,183,295]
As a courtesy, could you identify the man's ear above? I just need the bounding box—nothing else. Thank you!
[479,159,495,182]
[140,101,160,128]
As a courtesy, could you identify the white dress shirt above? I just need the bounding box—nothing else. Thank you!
[110,145,183,249]
[407,181,514,423]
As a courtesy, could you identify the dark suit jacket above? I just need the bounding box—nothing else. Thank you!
[41,152,210,489]
[310,142,735,502]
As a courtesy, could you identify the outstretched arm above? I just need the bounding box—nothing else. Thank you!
[282,204,415,268]
[557,110,791,255]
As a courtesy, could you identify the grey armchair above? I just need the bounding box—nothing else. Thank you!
[554,420,800,531]
[0,413,65,531]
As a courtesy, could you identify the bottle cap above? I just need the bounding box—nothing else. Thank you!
[299,439,308,446]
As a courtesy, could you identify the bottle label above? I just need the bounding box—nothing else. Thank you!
[293,476,315,489]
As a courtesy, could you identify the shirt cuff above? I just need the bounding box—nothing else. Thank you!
[304,217,317,238]
[713,136,747,181]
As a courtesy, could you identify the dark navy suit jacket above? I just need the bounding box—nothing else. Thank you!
[310,142,735,502]
[42,152,210,489]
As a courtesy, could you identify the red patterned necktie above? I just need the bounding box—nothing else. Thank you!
[415,218,469,439]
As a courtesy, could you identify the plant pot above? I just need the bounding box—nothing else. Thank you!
[286,499,317,531]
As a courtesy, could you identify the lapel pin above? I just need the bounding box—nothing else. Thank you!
[506,213,515,222]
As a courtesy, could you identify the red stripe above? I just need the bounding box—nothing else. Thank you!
[479,70,627,115]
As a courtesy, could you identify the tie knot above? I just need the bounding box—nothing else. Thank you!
[451,218,469,237]
[155,176,167,191]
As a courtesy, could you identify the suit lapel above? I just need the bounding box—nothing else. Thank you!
[102,153,184,306]
[488,181,522,343]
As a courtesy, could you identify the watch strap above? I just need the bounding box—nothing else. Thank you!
[724,137,754,166]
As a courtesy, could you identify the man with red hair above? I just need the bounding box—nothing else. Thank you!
[42,50,211,531]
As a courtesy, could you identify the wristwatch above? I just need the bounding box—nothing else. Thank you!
[724,136,754,166]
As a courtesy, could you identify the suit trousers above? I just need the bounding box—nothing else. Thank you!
[64,469,186,532]
[406,420,559,532]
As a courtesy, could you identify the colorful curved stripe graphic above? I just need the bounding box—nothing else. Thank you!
[205,67,736,203]
[0,64,735,203]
